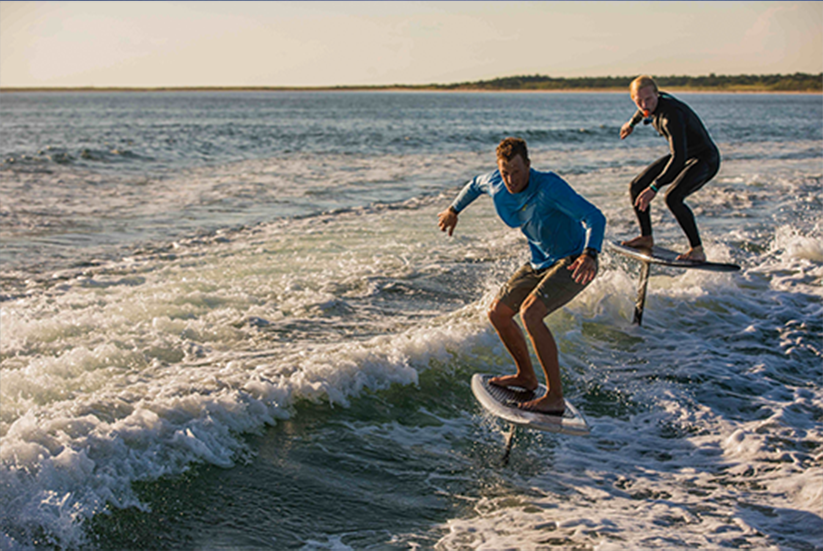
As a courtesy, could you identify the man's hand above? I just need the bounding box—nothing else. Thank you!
[568,253,597,285]
[634,186,657,212]
[620,122,634,140]
[438,208,458,236]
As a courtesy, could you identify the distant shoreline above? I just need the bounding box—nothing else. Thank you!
[3,72,820,94]
[1,86,819,94]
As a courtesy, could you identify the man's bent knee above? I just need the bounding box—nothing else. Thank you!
[488,299,517,327]
[665,193,680,210]
[519,296,548,332]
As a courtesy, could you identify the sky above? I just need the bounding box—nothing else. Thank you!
[1,1,821,88]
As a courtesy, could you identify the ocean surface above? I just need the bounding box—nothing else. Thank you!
[1,91,821,550]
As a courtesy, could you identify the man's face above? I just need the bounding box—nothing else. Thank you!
[633,85,659,116]
[498,154,530,194]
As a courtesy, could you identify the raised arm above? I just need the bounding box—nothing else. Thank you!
[620,109,645,140]
[437,206,459,236]
[437,175,488,237]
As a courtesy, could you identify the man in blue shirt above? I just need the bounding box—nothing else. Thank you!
[438,137,605,415]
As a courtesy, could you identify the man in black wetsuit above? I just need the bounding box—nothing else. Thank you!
[619,75,720,262]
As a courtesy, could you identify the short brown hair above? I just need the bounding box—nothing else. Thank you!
[630,75,658,99]
[496,137,529,163]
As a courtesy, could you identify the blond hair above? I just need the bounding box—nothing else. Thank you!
[630,75,658,99]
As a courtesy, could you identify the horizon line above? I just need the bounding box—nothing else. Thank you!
[2,71,821,93]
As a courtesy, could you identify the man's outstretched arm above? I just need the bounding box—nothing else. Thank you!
[438,206,459,236]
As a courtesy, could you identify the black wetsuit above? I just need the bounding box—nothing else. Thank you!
[628,92,720,247]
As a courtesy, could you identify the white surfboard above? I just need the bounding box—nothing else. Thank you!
[609,240,740,272]
[608,240,741,325]
[471,374,590,436]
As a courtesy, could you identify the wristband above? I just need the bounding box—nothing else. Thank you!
[583,248,599,260]
[649,183,659,193]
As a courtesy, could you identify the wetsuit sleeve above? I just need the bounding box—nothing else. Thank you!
[549,179,606,253]
[449,174,488,213]
[629,109,644,127]
[653,109,688,188]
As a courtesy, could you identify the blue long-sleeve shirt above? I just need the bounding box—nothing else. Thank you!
[450,168,606,270]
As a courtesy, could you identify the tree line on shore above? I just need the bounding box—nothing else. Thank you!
[2,73,820,93]
[431,73,822,92]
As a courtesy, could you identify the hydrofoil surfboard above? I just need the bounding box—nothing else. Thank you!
[471,373,590,436]
[608,240,740,324]
[608,241,740,272]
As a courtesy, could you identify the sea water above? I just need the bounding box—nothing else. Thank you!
[1,91,821,550]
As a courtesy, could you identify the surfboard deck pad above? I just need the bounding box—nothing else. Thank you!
[471,374,590,436]
[609,240,740,272]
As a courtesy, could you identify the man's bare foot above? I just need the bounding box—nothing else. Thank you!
[490,373,538,392]
[676,246,705,262]
[621,235,654,249]
[517,394,565,416]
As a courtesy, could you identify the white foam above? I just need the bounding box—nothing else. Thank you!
[1,206,498,548]
[2,137,821,550]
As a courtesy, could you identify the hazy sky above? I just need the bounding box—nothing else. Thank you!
[1,1,821,87]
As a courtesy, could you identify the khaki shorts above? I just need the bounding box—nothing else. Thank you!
[496,255,596,313]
